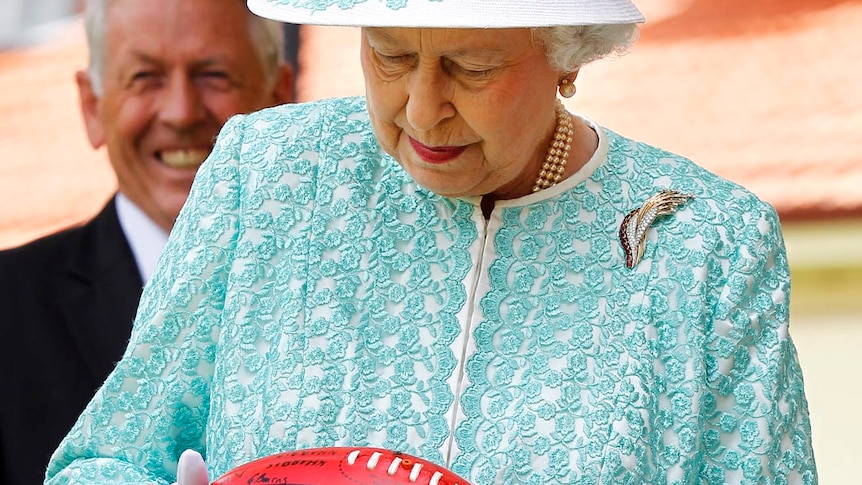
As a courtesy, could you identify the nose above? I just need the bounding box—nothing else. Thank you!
[158,73,206,129]
[405,62,456,132]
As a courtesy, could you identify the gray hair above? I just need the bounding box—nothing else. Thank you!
[533,24,640,72]
[83,0,285,96]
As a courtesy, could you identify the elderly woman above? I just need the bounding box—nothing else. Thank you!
[46,0,816,484]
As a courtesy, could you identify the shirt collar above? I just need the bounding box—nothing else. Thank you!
[115,193,169,283]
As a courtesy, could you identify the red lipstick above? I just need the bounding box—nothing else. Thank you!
[409,137,467,164]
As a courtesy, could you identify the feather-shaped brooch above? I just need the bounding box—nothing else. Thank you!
[619,189,694,269]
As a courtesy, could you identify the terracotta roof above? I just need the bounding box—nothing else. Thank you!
[1,0,860,248]
[0,21,115,249]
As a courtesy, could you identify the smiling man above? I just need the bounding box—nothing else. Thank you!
[0,0,293,483]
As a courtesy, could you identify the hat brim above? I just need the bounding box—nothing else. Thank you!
[248,0,645,28]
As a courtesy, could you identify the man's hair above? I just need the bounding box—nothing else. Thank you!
[83,0,286,95]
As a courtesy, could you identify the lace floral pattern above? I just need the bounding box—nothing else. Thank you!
[47,96,816,485]
[270,0,442,12]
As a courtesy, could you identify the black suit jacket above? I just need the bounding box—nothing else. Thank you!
[0,197,144,485]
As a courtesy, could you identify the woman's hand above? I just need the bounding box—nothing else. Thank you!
[172,449,209,485]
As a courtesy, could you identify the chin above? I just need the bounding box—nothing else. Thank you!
[417,182,474,199]
[162,196,190,220]
[402,166,470,198]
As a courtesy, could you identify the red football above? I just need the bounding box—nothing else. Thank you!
[211,446,472,485]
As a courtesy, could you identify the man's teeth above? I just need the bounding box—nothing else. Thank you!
[160,149,209,169]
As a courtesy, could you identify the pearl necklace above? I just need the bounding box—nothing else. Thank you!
[532,101,574,192]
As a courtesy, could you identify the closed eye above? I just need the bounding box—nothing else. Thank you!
[445,59,496,80]
[454,65,494,79]
[200,70,229,79]
[128,70,164,90]
[131,70,161,82]
[196,70,233,90]
[374,51,414,67]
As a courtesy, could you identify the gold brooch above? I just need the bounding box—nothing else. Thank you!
[619,190,694,269]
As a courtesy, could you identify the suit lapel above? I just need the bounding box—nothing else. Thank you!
[57,198,144,387]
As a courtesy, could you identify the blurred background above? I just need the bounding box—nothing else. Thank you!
[1,0,860,480]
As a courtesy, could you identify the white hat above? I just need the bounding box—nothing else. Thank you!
[247,0,645,28]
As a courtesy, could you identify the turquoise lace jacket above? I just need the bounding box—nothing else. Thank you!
[46,96,816,484]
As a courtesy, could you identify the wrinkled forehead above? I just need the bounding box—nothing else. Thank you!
[102,0,257,52]
[362,27,541,55]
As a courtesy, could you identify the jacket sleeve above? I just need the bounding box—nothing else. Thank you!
[698,201,817,483]
[44,114,249,484]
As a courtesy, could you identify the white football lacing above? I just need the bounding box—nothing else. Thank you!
[346,449,459,485]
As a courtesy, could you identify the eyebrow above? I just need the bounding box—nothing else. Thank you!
[128,51,227,71]
[363,28,399,46]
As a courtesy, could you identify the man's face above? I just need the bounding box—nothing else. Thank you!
[78,0,286,231]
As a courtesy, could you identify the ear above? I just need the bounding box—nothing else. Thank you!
[75,70,106,149]
[560,68,580,85]
[271,63,295,105]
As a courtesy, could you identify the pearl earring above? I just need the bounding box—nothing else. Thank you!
[559,78,576,98]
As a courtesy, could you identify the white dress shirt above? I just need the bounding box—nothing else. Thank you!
[115,193,169,284]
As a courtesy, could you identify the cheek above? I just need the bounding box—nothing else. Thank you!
[367,110,401,158]
[365,87,406,149]
[208,102,247,125]
[365,80,404,123]
[463,108,509,153]
[475,91,549,159]
[201,92,260,124]
[106,99,150,146]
